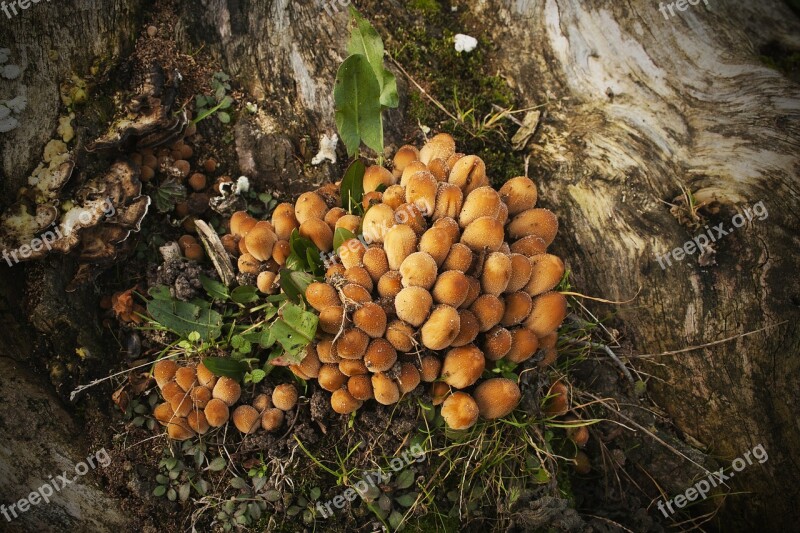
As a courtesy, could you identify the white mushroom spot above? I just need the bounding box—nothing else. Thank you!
[311,133,338,165]
[454,34,478,53]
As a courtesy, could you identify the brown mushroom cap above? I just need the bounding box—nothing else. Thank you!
[237,253,261,275]
[524,292,568,336]
[419,227,453,267]
[252,393,272,412]
[257,271,277,294]
[442,243,474,273]
[212,376,242,406]
[341,283,372,304]
[345,266,374,292]
[261,408,285,431]
[331,388,363,414]
[420,355,443,382]
[339,358,369,377]
[506,253,533,293]
[507,208,558,246]
[543,381,569,416]
[537,331,558,367]
[296,345,322,378]
[272,202,299,240]
[338,238,367,269]
[432,270,470,307]
[362,203,395,243]
[432,182,464,220]
[385,319,416,352]
[441,391,480,430]
[399,251,438,290]
[473,378,521,419]
[428,158,450,181]
[499,176,538,216]
[353,302,387,338]
[482,326,512,361]
[154,359,179,388]
[470,294,505,332]
[363,165,396,193]
[431,381,451,405]
[448,155,489,194]
[525,254,565,296]
[154,402,176,426]
[382,184,407,210]
[324,207,348,229]
[245,221,278,262]
[364,338,398,373]
[419,133,455,165]
[377,270,403,298]
[233,405,261,434]
[420,305,461,350]
[395,286,433,327]
[204,398,230,427]
[272,383,298,411]
[347,375,374,401]
[392,145,420,175]
[186,411,210,435]
[432,217,461,242]
[294,192,328,225]
[501,291,533,327]
[505,328,539,363]
[318,363,348,392]
[230,211,257,238]
[481,252,512,296]
[405,171,438,216]
[459,186,501,228]
[441,345,485,389]
[335,214,362,234]
[394,202,428,235]
[397,363,421,394]
[509,234,548,257]
[190,386,212,408]
[335,328,370,359]
[299,217,334,252]
[362,247,389,282]
[175,366,197,392]
[372,372,401,405]
[167,418,196,441]
[451,309,480,347]
[306,282,340,312]
[460,216,504,253]
[384,224,418,271]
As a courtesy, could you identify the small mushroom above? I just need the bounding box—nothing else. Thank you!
[507,208,558,246]
[272,384,298,411]
[190,386,212,408]
[451,309,479,347]
[392,145,420,177]
[153,402,176,426]
[361,203,395,243]
[501,292,533,327]
[362,247,389,282]
[154,359,178,388]
[397,363,421,394]
[399,252,438,289]
[482,326,512,361]
[506,253,533,293]
[470,294,505,332]
[345,266,374,292]
[196,361,217,388]
[272,202,299,240]
[498,176,538,216]
[481,252,512,296]
[384,224,418,271]
[186,411,210,435]
[473,378,521,419]
[348,375,374,401]
[460,216,504,253]
[419,356,442,382]
[299,217,334,252]
[525,254,565,296]
[372,373,400,405]
[331,388,363,414]
[318,363,348,391]
[448,155,488,194]
[505,328,539,363]
[405,171,438,216]
[420,305,461,350]
[432,270,469,308]
[377,270,403,298]
[294,192,328,225]
[524,292,567,336]
[363,165,395,193]
[385,319,416,352]
[167,418,195,441]
[419,133,455,165]
[175,366,197,392]
[233,405,261,434]
[306,282,340,312]
[395,286,433,327]
[442,243,473,272]
[335,328,370,359]
[244,221,277,262]
[212,376,242,406]
[458,186,501,228]
[441,345,485,389]
[252,393,272,412]
[261,408,285,431]
[353,302,387,338]
[364,338,398,373]
[441,391,479,430]
[419,227,453,267]
[319,305,345,334]
[204,398,230,427]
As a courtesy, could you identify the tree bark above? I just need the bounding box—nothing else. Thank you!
[1,0,798,529]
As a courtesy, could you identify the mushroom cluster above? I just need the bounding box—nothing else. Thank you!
[152,359,297,440]
[287,134,568,429]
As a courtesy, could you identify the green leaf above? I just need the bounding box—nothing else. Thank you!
[288,229,322,272]
[333,227,357,252]
[395,492,417,507]
[200,275,229,301]
[230,477,248,490]
[167,488,177,501]
[201,357,246,380]
[147,297,223,340]
[279,268,315,304]
[347,9,398,109]
[153,485,167,497]
[231,285,259,304]
[218,95,234,110]
[148,285,172,300]
[339,159,366,213]
[208,457,227,472]
[217,111,231,124]
[179,483,191,502]
[310,486,321,501]
[270,303,318,363]
[388,510,404,529]
[154,178,186,213]
[334,54,383,157]
[395,469,415,490]
[249,369,266,384]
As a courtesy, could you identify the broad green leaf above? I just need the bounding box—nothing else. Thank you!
[154,178,186,213]
[200,275,229,301]
[388,510,404,529]
[270,303,318,362]
[217,111,231,124]
[153,485,167,497]
[395,492,418,507]
[288,229,322,272]
[333,227,357,251]
[179,483,191,502]
[218,95,234,110]
[395,469,415,489]
[334,54,383,157]
[339,159,366,212]
[201,357,246,380]
[147,297,222,340]
[148,285,172,300]
[208,457,227,472]
[249,369,266,383]
[230,477,248,489]
[231,285,259,304]
[347,8,398,109]
[279,268,315,304]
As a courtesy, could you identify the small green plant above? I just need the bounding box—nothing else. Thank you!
[194,71,234,124]
[334,9,399,157]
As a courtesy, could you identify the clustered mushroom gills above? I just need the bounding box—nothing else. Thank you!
[152,359,298,440]
[289,133,569,430]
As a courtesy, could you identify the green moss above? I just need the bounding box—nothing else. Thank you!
[389,15,525,185]
[408,0,442,14]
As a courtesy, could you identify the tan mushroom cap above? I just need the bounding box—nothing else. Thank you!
[448,155,489,195]
[427,158,450,181]
[364,338,398,373]
[419,227,453,269]
[341,283,371,304]
[405,171,438,216]
[509,234,548,257]
[256,271,277,294]
[419,133,455,165]
[505,328,539,363]
[338,238,367,269]
[400,161,428,186]
[432,217,461,243]
[419,355,442,382]
[399,251,438,290]
[167,418,196,441]
[525,254,565,296]
[362,247,389,282]
[442,243,474,273]
[384,224,418,271]
[441,345,485,389]
[498,176,538,216]
[306,282,340,312]
[353,302,387,338]
[271,202,299,240]
[543,381,569,417]
[347,375,374,401]
[272,383,299,411]
[252,393,272,412]
[372,372,401,405]
[458,186,502,228]
[261,408,285,431]
[154,402,176,426]
[506,253,533,293]
[377,270,403,298]
[385,319,416,353]
[335,213,361,234]
[537,331,558,367]
[470,294,505,332]
[432,270,470,308]
[441,391,480,430]
[331,388,363,414]
[501,291,533,327]
[392,145,420,175]
[481,252,512,296]
[345,266,373,292]
[432,182,464,220]
[507,208,558,246]
[397,363,421,394]
[318,363,348,392]
[299,217,334,252]
[190,386,212,408]
[232,405,261,434]
[245,221,278,262]
[460,216,504,253]
[482,326,512,361]
[382,184,407,210]
[339,358,368,377]
[394,202,428,235]
[212,376,242,406]
[230,211,257,238]
[324,207,347,229]
[335,328,370,360]
[431,381,451,406]
[154,359,179,388]
[318,305,345,335]
[361,203,395,243]
[473,378,521,419]
[294,192,328,225]
[296,345,322,378]
[420,305,461,350]
[451,309,480,347]
[524,291,568,337]
[204,398,230,427]
[395,286,433,327]
[175,366,197,392]
[186,411,210,435]
[237,253,261,275]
